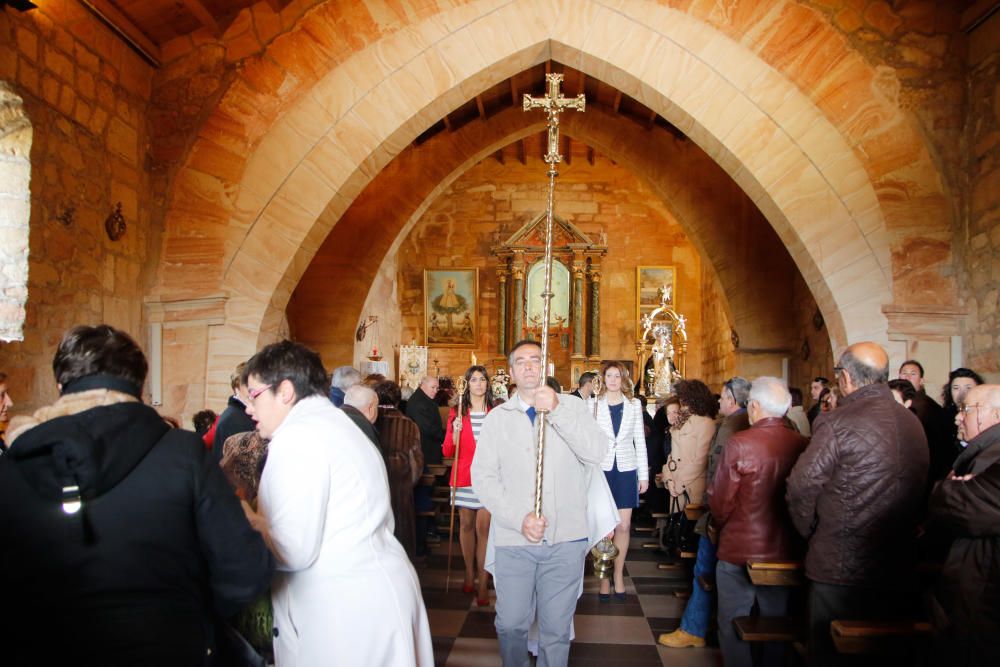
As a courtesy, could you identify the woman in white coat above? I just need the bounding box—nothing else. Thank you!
[242,341,433,666]
[590,361,648,601]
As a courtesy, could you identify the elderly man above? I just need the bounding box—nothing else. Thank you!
[660,376,751,649]
[927,384,1000,665]
[342,384,379,446]
[472,339,607,667]
[0,371,13,450]
[710,377,808,667]
[329,365,361,407]
[407,375,444,553]
[787,342,928,665]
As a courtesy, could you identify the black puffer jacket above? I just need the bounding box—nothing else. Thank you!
[786,382,928,587]
[927,423,1000,665]
[0,390,274,666]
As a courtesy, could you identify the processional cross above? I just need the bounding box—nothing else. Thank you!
[522,73,585,517]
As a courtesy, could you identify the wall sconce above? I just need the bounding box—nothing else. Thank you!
[104,202,126,241]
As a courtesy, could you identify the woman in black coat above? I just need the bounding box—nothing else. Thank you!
[0,325,274,666]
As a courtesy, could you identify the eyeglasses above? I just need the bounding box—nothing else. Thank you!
[833,366,845,374]
[247,384,272,402]
[958,404,983,415]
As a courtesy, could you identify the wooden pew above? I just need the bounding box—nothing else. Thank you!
[684,503,706,520]
[733,616,802,643]
[830,620,931,656]
[746,560,805,587]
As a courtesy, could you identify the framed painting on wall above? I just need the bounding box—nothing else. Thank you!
[424,268,478,347]
[636,265,676,334]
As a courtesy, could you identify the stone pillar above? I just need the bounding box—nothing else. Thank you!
[512,250,526,343]
[589,268,601,359]
[571,253,585,359]
[496,266,508,355]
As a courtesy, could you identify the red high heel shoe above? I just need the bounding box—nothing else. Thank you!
[462,583,475,595]
[476,597,491,607]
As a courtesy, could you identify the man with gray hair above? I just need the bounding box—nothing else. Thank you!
[342,384,379,446]
[660,376,751,649]
[787,342,928,664]
[710,377,808,667]
[329,365,362,407]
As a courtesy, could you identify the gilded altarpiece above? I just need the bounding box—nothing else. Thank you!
[491,214,607,387]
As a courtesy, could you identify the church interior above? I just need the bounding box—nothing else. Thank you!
[1,0,998,664]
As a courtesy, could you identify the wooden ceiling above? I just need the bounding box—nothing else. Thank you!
[79,0,295,64]
[414,61,687,165]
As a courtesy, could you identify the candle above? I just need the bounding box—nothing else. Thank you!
[471,352,477,366]
[548,362,554,377]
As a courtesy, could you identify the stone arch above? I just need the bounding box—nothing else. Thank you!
[289,103,796,375]
[152,0,953,408]
[0,83,31,342]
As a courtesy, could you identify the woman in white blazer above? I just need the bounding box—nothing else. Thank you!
[589,361,648,601]
[242,341,434,666]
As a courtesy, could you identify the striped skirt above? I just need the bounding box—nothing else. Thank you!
[453,486,484,510]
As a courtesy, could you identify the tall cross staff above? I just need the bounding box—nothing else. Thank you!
[523,73,585,517]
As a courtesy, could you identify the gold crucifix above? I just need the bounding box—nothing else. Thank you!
[522,72,586,518]
[523,73,585,174]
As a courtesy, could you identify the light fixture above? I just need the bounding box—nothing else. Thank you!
[1,0,40,12]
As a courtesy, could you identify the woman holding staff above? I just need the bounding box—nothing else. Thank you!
[442,365,494,605]
[590,361,648,601]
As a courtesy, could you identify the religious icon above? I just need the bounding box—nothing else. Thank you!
[424,269,478,347]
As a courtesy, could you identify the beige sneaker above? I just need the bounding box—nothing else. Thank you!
[657,628,706,648]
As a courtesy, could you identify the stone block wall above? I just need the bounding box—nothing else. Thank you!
[961,11,1000,380]
[0,3,154,410]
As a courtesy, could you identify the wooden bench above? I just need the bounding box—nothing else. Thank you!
[733,616,802,643]
[684,503,706,520]
[426,464,448,477]
[418,474,436,487]
[830,620,931,655]
[746,560,805,587]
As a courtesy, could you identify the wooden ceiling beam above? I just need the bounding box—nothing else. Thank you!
[494,150,505,165]
[181,0,221,37]
[510,78,518,107]
[563,135,571,165]
[442,113,453,131]
[587,147,595,166]
[612,91,623,114]
[518,139,527,165]
[79,0,161,66]
[476,95,487,120]
[646,109,657,129]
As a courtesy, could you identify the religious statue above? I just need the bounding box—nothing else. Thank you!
[637,285,687,398]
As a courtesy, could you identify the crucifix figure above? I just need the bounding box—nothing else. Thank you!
[523,73,585,173]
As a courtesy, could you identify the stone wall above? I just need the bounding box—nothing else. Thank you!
[0,3,154,410]
[961,10,1000,380]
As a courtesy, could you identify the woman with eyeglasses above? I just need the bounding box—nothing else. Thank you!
[441,365,494,606]
[590,361,648,602]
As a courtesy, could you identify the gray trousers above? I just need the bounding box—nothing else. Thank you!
[494,540,589,667]
[717,559,792,667]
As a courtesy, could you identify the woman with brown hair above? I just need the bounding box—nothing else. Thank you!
[662,379,717,507]
[442,365,494,606]
[590,361,648,602]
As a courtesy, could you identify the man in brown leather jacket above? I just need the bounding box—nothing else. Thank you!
[787,342,928,665]
[710,377,807,667]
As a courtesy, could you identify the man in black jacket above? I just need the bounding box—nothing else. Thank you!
[928,383,1000,665]
[0,324,273,666]
[406,375,444,553]
[213,361,257,463]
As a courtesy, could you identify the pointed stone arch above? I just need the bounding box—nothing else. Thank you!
[151,0,953,410]
[0,82,32,342]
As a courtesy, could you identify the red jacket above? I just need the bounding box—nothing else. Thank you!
[442,407,488,487]
[709,417,807,565]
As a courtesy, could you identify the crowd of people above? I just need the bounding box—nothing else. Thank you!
[0,325,997,666]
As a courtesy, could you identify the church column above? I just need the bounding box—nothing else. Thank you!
[589,267,601,359]
[496,266,508,355]
[571,252,585,359]
[511,250,525,342]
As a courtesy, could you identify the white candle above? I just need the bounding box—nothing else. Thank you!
[547,362,554,376]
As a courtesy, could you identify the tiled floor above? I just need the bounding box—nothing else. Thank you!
[417,534,722,666]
